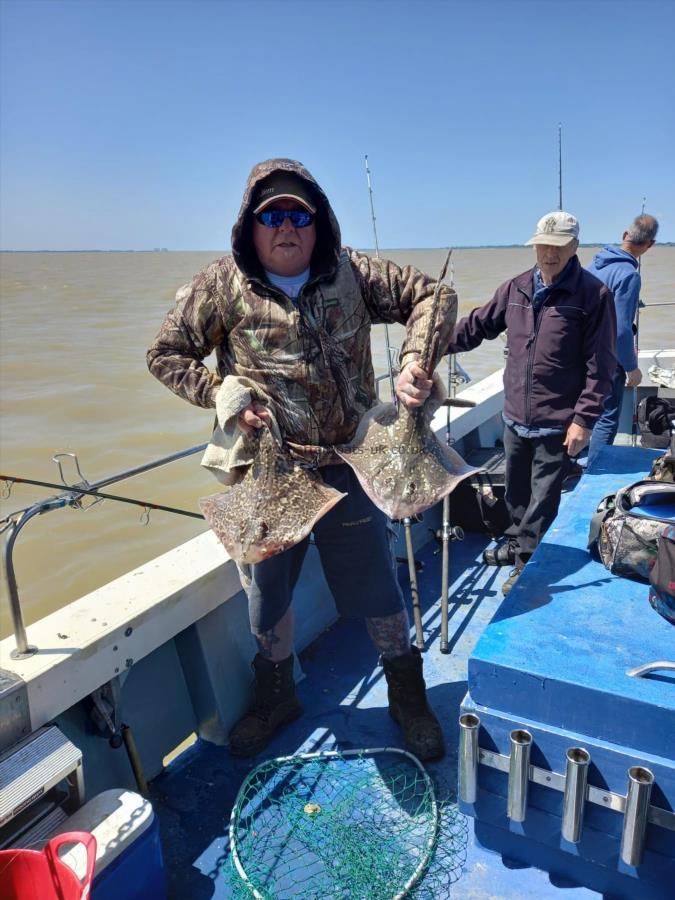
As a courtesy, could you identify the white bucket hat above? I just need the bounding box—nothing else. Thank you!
[525,211,579,246]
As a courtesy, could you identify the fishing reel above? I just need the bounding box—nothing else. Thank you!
[429,523,465,551]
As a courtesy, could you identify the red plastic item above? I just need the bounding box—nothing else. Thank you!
[0,831,96,900]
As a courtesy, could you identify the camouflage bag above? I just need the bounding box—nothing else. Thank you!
[588,480,675,583]
[648,524,675,624]
[649,450,675,483]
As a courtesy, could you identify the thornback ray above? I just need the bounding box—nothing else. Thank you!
[336,398,478,520]
[200,426,346,565]
[336,249,481,519]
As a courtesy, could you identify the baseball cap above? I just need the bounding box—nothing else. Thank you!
[525,211,579,246]
[252,173,317,215]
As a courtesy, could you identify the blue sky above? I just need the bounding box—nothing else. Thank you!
[1,0,673,250]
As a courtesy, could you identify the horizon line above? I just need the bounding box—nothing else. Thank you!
[3,242,673,253]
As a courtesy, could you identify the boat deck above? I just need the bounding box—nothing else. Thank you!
[150,447,668,898]
[469,445,673,758]
[463,445,673,900]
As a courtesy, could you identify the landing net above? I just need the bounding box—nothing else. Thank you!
[223,747,464,899]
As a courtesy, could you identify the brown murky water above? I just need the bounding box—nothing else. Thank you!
[1,247,673,636]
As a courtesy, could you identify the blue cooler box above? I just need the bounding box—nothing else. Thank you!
[56,789,167,899]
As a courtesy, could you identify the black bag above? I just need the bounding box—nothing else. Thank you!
[588,480,675,582]
[638,396,675,449]
[449,447,511,537]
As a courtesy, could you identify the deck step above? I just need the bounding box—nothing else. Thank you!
[0,725,84,828]
[7,804,69,850]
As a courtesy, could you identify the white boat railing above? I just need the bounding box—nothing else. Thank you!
[2,443,208,660]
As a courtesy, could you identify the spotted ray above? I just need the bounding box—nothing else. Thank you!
[336,249,480,519]
[200,425,345,565]
[336,398,478,520]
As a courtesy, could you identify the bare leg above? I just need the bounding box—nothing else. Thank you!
[254,606,295,662]
[365,609,412,659]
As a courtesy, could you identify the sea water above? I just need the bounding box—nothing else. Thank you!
[1,247,673,633]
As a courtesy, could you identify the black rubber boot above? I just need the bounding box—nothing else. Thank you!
[382,646,445,761]
[228,654,303,758]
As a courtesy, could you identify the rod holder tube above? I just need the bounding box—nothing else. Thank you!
[620,766,654,866]
[561,747,590,842]
[507,729,532,822]
[458,713,480,803]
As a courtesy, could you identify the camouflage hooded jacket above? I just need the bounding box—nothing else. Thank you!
[147,159,457,469]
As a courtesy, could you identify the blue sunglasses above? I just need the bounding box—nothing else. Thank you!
[256,209,314,228]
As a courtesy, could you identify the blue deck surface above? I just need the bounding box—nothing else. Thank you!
[469,445,674,763]
[463,446,675,899]
[150,469,612,898]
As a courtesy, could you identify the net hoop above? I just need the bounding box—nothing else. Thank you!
[228,745,440,899]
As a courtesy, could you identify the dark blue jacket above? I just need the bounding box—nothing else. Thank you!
[448,256,617,429]
[586,246,640,372]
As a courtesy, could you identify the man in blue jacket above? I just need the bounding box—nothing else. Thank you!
[445,211,616,594]
[585,214,659,465]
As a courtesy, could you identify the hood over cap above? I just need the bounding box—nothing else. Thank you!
[231,158,341,282]
[589,245,638,272]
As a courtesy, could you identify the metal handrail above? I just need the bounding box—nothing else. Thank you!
[3,443,207,660]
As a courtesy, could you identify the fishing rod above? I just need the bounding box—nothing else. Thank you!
[3,442,208,659]
[439,259,467,655]
[1,474,204,521]
[408,247,454,650]
[365,155,397,401]
[364,154,424,650]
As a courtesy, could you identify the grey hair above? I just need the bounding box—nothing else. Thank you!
[626,214,659,245]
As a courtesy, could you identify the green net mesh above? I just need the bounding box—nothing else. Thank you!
[222,748,467,899]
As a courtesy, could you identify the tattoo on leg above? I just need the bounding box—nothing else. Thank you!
[365,609,411,659]
[253,606,295,662]
[256,628,281,659]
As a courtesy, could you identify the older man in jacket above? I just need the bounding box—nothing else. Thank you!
[148,158,455,760]
[445,212,616,594]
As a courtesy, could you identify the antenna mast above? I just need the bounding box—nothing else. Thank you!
[632,194,648,447]
[557,122,563,210]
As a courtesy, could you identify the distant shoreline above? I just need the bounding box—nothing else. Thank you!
[3,244,674,253]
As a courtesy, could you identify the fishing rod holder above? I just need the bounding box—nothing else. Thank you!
[457,713,675,863]
[458,713,480,803]
[561,747,590,842]
[621,766,654,866]
[2,443,208,660]
[52,452,101,511]
[507,729,532,821]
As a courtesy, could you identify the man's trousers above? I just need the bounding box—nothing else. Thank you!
[241,464,405,636]
[503,425,571,567]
